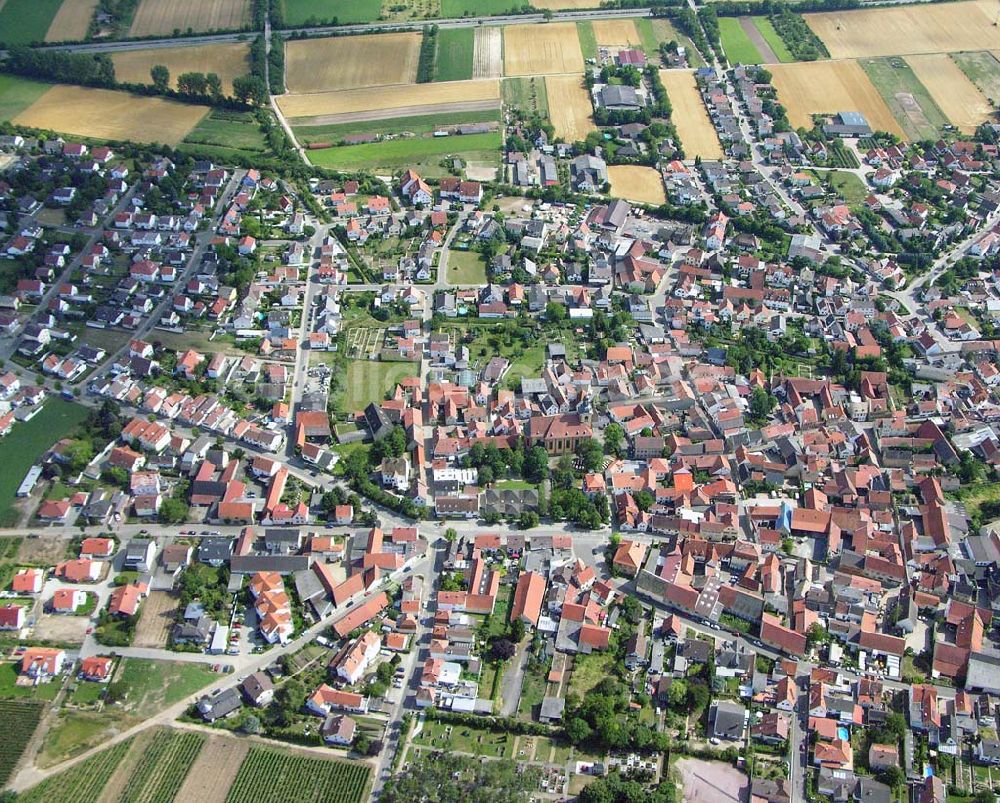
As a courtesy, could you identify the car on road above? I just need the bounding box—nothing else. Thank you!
[709,737,720,745]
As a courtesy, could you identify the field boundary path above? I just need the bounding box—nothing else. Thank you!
[738,17,777,64]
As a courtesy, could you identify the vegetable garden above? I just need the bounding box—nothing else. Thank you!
[0,700,43,785]
[225,746,372,803]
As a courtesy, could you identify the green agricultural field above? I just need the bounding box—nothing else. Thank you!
[0,398,89,527]
[0,700,43,786]
[0,74,52,121]
[19,738,133,803]
[341,360,418,412]
[446,249,488,285]
[501,76,549,119]
[307,132,501,175]
[0,0,65,45]
[179,108,269,160]
[952,51,1000,102]
[435,27,474,81]
[634,18,661,58]
[226,746,372,803]
[294,108,498,145]
[719,17,762,64]
[577,21,598,60]
[860,57,950,141]
[441,0,517,15]
[752,17,793,62]
[281,0,380,25]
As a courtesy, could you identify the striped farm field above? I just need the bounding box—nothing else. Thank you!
[659,69,723,160]
[905,54,992,134]
[111,43,250,95]
[226,745,372,803]
[546,74,595,141]
[45,0,99,41]
[122,729,205,803]
[608,165,666,206]
[769,60,904,138]
[504,23,584,76]
[286,32,421,93]
[129,0,250,36]
[591,19,641,47]
[18,739,133,803]
[277,79,500,121]
[805,1,999,59]
[14,85,209,145]
[0,700,43,787]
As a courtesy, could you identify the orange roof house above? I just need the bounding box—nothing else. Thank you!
[613,539,647,576]
[510,571,546,627]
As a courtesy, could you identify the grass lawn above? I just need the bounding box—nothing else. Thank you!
[293,109,498,145]
[634,18,661,58]
[179,109,269,160]
[446,249,487,284]
[814,169,868,205]
[495,479,536,490]
[308,132,500,175]
[68,681,106,706]
[342,360,417,413]
[501,76,549,119]
[568,651,614,697]
[577,21,598,60]
[751,17,793,62]
[0,0,65,45]
[0,663,61,700]
[860,57,950,141]
[0,399,90,527]
[414,719,514,758]
[435,27,474,82]
[281,0,380,25]
[0,74,52,121]
[718,17,762,65]
[516,661,549,720]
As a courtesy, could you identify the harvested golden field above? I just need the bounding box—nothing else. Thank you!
[14,85,208,145]
[592,19,641,47]
[504,23,584,76]
[659,69,723,160]
[546,75,595,141]
[906,54,992,134]
[805,1,998,59]
[129,0,249,37]
[111,43,250,95]
[285,32,420,93]
[277,79,501,120]
[45,0,99,41]
[770,60,904,138]
[608,165,666,206]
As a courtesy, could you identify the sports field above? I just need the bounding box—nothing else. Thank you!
[546,75,595,141]
[718,16,762,65]
[278,78,500,120]
[504,23,584,76]
[805,1,998,59]
[0,0,65,45]
[659,69,723,160]
[436,27,474,82]
[14,85,209,145]
[286,33,420,93]
[129,0,250,36]
[906,54,992,134]
[607,165,666,206]
[952,51,1000,104]
[111,43,250,95]
[859,57,949,141]
[592,19,641,47]
[769,60,904,138]
[45,0,99,41]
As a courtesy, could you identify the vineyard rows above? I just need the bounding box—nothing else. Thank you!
[118,729,206,803]
[19,738,133,803]
[226,746,372,803]
[0,700,43,786]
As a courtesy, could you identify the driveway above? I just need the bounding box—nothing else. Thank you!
[498,640,529,717]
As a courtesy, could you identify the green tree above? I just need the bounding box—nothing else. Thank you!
[575,438,604,473]
[602,423,626,458]
[519,510,539,530]
[523,446,550,484]
[444,527,458,543]
[232,74,268,106]
[159,497,188,524]
[510,618,526,643]
[545,302,567,323]
[565,716,592,744]
[748,386,777,424]
[150,64,170,91]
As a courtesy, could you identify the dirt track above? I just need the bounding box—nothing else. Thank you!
[739,17,777,64]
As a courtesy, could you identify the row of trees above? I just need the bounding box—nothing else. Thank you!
[416,26,439,83]
[767,8,829,61]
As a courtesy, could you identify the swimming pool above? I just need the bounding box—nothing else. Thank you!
[837,726,849,740]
